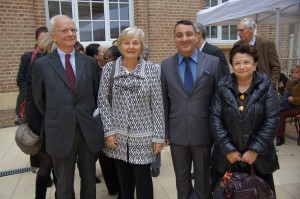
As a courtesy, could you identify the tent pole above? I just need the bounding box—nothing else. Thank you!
[298,23,300,64]
[275,8,280,52]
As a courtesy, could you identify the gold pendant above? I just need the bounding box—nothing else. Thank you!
[239,106,244,112]
[239,94,245,100]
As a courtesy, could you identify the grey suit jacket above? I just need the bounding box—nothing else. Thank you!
[161,50,223,145]
[32,50,104,157]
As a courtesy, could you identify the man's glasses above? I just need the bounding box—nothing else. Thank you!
[54,28,77,34]
[237,28,248,33]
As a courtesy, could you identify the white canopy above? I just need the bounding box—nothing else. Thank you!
[196,0,300,60]
[196,0,300,26]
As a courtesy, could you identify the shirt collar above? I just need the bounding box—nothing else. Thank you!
[57,47,75,59]
[249,35,256,46]
[178,49,198,64]
[199,41,206,51]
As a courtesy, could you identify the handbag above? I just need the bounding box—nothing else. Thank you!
[15,123,42,155]
[213,165,275,199]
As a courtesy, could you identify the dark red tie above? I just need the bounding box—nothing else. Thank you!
[65,54,76,94]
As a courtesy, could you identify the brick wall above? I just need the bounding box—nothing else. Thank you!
[0,0,299,127]
[135,0,206,64]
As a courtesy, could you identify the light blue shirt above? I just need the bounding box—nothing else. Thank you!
[178,50,198,83]
[57,48,76,76]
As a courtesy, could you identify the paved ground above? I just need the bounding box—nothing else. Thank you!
[0,123,300,199]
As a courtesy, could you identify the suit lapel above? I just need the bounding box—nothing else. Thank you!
[171,54,187,92]
[74,51,85,90]
[194,51,205,86]
[48,50,72,89]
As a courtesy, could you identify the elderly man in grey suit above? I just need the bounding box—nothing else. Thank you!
[161,20,223,199]
[32,15,104,199]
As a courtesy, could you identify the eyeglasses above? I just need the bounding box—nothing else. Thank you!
[237,28,248,33]
[54,28,77,34]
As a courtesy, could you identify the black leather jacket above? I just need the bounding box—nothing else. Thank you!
[209,71,280,174]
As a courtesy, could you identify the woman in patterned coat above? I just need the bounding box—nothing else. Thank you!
[98,27,165,199]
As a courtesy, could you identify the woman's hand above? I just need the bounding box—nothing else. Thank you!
[105,135,117,149]
[153,143,163,154]
[288,96,294,103]
[241,150,258,165]
[226,151,242,164]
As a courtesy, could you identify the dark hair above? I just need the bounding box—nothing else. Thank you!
[229,42,259,65]
[35,26,48,40]
[105,46,121,61]
[174,20,197,35]
[85,43,100,57]
[74,41,84,52]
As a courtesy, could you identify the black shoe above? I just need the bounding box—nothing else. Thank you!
[151,168,160,177]
[191,172,195,179]
[276,136,285,146]
[95,176,101,184]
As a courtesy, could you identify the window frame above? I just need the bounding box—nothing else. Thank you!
[44,0,134,46]
[205,0,238,45]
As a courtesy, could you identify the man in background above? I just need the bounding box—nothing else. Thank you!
[194,22,230,75]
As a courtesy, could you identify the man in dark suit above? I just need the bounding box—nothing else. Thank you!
[234,18,281,88]
[32,15,104,199]
[194,22,230,75]
[161,20,223,199]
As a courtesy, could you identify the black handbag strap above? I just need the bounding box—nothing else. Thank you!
[226,161,256,176]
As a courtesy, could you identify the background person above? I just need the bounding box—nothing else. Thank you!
[16,26,48,173]
[98,27,165,199]
[86,43,106,68]
[103,45,121,66]
[276,65,300,146]
[26,32,57,199]
[194,22,230,75]
[234,18,281,88]
[209,42,280,197]
[32,15,103,199]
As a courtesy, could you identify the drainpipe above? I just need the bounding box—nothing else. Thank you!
[289,24,295,70]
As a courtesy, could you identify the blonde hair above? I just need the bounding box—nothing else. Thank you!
[117,27,146,55]
[290,64,300,73]
[39,32,57,53]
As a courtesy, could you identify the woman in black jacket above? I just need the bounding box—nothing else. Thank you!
[209,43,280,196]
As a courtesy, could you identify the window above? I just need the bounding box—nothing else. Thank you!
[46,0,133,45]
[205,0,238,43]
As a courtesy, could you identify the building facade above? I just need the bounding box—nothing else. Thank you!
[0,0,299,127]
